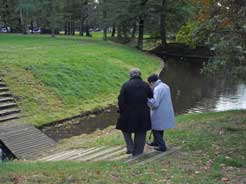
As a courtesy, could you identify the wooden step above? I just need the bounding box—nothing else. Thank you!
[0,97,15,103]
[0,124,57,160]
[0,91,12,97]
[0,113,21,122]
[0,102,18,110]
[92,147,126,161]
[80,146,123,161]
[0,82,6,87]
[0,108,20,117]
[0,87,9,92]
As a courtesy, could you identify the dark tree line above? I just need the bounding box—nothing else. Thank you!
[0,0,193,49]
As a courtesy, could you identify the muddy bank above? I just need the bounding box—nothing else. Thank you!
[150,43,212,63]
[41,106,119,141]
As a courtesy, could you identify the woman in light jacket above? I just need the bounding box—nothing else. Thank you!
[147,74,175,152]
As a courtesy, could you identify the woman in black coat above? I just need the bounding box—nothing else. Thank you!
[116,68,153,156]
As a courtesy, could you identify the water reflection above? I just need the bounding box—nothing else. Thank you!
[160,60,246,114]
[43,60,246,140]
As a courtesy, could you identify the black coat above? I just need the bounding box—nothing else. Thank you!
[116,76,153,133]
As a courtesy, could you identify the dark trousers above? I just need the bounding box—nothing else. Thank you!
[122,131,146,156]
[152,130,167,150]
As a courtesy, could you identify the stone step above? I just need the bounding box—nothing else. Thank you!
[0,91,12,97]
[0,87,9,92]
[0,97,15,103]
[0,102,18,110]
[0,108,20,117]
[0,113,21,123]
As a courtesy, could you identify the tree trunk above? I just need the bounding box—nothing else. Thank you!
[137,18,144,50]
[160,0,167,48]
[65,21,68,35]
[103,27,107,40]
[72,21,75,35]
[111,25,116,37]
[79,19,84,36]
[117,26,122,39]
[85,20,91,37]
[68,21,70,35]
[131,23,137,39]
[30,20,34,34]
[51,27,55,37]
[19,8,27,34]
[102,0,107,40]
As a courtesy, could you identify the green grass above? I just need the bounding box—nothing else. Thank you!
[1,110,245,183]
[0,34,160,126]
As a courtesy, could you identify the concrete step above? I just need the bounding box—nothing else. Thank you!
[0,87,9,92]
[0,108,20,117]
[0,91,12,97]
[0,113,21,123]
[0,102,18,110]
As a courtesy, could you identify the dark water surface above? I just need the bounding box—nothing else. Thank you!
[43,60,246,140]
[161,60,246,114]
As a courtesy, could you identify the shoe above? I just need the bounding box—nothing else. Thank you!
[154,147,167,152]
[126,150,132,154]
[147,142,158,147]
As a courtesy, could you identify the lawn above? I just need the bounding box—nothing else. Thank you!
[0,34,160,126]
[0,110,245,183]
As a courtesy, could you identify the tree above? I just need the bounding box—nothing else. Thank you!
[193,0,246,79]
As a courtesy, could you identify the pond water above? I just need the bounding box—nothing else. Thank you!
[161,60,246,114]
[43,59,246,141]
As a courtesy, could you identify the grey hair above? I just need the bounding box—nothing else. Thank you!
[129,68,141,78]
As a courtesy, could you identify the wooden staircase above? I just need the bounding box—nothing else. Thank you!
[38,145,181,164]
[0,78,21,123]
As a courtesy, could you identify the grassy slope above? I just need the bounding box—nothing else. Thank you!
[0,34,160,126]
[0,110,245,184]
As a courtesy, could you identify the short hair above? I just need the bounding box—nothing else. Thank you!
[147,74,159,83]
[129,68,141,78]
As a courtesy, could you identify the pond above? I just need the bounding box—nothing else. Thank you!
[42,59,246,141]
[161,60,246,114]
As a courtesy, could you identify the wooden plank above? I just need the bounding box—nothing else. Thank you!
[0,113,21,122]
[0,108,20,116]
[0,124,56,160]
[136,147,182,165]
[0,91,12,97]
[81,146,122,161]
[0,87,8,91]
[0,82,6,86]
[0,102,17,109]
[5,136,55,148]
[0,97,15,103]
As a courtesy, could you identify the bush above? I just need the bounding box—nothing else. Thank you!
[176,22,199,48]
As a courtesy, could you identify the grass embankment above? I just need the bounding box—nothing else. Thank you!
[0,110,245,183]
[0,34,160,126]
